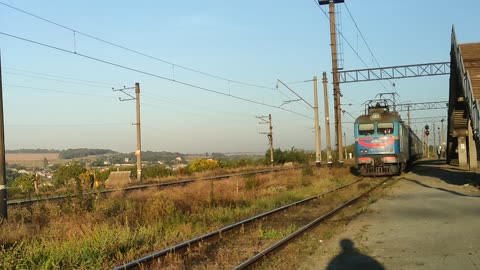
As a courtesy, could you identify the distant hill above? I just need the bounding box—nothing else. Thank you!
[6,148,118,159]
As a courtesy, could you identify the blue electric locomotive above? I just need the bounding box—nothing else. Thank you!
[354,101,423,176]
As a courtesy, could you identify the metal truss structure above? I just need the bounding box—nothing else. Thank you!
[338,62,450,83]
[395,101,448,112]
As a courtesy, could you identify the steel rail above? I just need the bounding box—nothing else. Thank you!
[233,177,396,269]
[7,167,292,206]
[113,178,364,270]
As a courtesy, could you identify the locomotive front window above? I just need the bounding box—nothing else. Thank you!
[358,123,374,135]
[378,122,394,134]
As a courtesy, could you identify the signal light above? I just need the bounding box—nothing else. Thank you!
[425,130,430,136]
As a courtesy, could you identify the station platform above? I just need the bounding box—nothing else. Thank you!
[304,159,480,269]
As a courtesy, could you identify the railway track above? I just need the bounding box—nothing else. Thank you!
[113,176,390,269]
[7,166,296,206]
[234,176,398,269]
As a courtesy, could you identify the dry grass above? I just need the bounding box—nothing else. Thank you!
[0,166,357,269]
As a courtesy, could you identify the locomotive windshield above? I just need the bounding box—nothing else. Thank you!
[358,123,374,135]
[377,122,394,135]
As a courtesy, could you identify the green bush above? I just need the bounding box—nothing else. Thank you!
[53,162,86,187]
[243,173,259,190]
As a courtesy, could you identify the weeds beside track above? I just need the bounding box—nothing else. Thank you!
[113,177,369,269]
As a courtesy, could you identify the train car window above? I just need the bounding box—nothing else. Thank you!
[358,123,374,135]
[378,122,394,134]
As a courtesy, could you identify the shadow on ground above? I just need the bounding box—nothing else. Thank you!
[402,178,480,198]
[325,239,385,270]
[411,159,480,186]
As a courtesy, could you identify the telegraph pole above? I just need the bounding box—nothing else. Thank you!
[257,114,274,167]
[113,83,142,181]
[320,0,344,163]
[313,76,322,166]
[0,53,6,220]
[322,72,333,164]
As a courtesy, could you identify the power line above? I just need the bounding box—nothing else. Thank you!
[4,84,116,99]
[7,123,131,127]
[4,71,112,89]
[277,79,313,108]
[0,31,313,119]
[343,2,395,91]
[8,71,249,117]
[312,0,389,92]
[141,92,255,118]
[0,1,275,91]
[312,0,369,69]
[343,3,381,74]
[4,67,115,86]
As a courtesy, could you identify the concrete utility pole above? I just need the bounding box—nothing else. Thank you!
[257,114,274,167]
[407,106,411,127]
[135,83,142,181]
[313,76,322,166]
[268,114,273,167]
[441,118,445,158]
[276,79,321,165]
[322,72,333,164]
[320,0,344,163]
[0,53,6,220]
[113,83,142,181]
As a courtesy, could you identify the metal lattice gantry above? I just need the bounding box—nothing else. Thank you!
[395,101,448,112]
[338,62,450,83]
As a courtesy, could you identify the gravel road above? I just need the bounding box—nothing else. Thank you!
[302,160,480,270]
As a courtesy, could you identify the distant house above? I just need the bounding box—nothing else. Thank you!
[172,164,187,171]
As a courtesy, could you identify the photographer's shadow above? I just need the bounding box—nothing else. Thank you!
[326,239,385,270]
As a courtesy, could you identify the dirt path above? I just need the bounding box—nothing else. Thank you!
[302,160,480,270]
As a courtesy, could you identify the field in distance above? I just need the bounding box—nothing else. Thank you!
[6,153,60,167]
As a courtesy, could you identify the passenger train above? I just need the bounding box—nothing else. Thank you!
[354,100,423,176]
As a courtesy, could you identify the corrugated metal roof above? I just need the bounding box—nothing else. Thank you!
[459,43,480,100]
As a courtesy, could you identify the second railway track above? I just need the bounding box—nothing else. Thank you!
[7,166,296,207]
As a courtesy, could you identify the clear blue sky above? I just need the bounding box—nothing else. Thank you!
[0,0,478,153]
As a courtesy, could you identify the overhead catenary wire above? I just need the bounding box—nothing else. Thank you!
[4,83,117,99]
[141,91,255,118]
[312,0,389,92]
[0,1,275,91]
[0,31,313,120]
[6,68,257,118]
[4,71,114,89]
[7,123,131,127]
[277,79,313,109]
[4,67,115,86]
[343,2,396,91]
